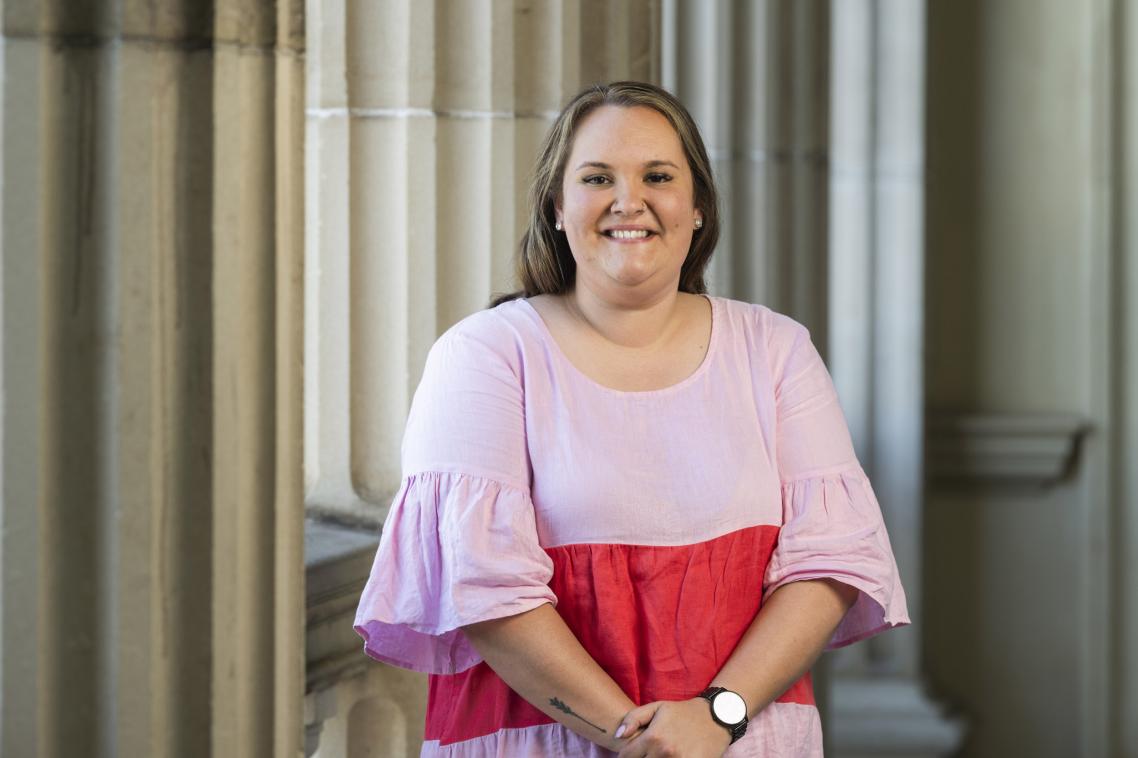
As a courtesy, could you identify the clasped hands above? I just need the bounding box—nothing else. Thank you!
[612,698,733,758]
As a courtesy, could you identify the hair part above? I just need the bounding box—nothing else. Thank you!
[492,81,720,307]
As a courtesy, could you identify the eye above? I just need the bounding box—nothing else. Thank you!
[646,172,673,184]
[582,174,611,185]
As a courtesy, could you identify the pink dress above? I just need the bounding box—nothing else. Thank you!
[354,296,910,757]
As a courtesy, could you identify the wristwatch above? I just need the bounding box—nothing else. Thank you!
[698,686,748,744]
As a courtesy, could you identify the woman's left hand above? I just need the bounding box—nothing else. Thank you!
[615,698,733,758]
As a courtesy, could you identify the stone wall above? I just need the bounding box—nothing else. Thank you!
[0,1,305,756]
[925,1,1138,756]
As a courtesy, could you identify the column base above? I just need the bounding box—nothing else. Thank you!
[829,677,966,758]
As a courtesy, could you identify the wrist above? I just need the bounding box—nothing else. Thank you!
[693,698,734,750]
[698,686,749,745]
[605,700,639,751]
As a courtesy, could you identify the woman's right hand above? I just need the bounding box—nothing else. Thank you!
[614,699,732,758]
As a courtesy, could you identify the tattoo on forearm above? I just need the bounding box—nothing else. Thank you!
[549,697,607,733]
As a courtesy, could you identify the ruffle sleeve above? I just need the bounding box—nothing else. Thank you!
[353,312,557,674]
[764,467,909,648]
[353,471,556,674]
[762,313,910,647]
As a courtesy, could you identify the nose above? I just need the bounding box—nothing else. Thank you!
[611,179,646,216]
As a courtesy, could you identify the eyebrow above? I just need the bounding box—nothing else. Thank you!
[574,160,681,171]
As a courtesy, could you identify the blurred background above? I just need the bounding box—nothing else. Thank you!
[2,0,1134,756]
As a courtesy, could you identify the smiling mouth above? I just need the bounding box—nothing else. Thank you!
[603,229,655,240]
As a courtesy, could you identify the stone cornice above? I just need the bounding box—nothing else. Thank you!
[926,411,1092,485]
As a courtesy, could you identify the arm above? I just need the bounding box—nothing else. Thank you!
[463,602,640,752]
[615,578,858,758]
[710,577,858,715]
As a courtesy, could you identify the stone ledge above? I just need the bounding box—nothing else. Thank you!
[305,518,379,693]
[926,411,1091,486]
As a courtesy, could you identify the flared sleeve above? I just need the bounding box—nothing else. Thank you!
[353,315,557,674]
[762,316,910,648]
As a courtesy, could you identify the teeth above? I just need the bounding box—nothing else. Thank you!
[608,229,650,239]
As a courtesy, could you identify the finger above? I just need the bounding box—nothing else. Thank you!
[614,702,661,740]
[619,724,646,743]
[616,731,650,758]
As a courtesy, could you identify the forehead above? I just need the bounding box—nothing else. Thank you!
[568,105,686,164]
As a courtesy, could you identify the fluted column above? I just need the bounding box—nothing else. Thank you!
[826,2,962,755]
[213,2,306,756]
[1121,5,1138,753]
[665,1,961,755]
[664,0,829,338]
[302,2,660,755]
[1,1,306,756]
[304,0,660,528]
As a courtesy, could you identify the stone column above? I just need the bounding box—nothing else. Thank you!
[302,2,661,755]
[1120,6,1138,753]
[827,2,962,755]
[0,1,306,756]
[305,0,661,531]
[663,0,830,338]
[665,1,962,755]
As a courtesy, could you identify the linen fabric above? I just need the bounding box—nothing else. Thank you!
[354,296,910,757]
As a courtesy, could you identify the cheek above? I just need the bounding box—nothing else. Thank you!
[668,201,695,232]
[562,188,596,220]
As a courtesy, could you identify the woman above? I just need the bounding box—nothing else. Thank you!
[354,81,909,757]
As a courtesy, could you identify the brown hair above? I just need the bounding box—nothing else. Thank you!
[492,81,720,306]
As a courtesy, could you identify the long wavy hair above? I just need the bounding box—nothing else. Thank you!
[492,81,720,306]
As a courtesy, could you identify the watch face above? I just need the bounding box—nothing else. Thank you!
[712,690,747,725]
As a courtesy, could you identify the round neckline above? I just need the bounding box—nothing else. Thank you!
[517,294,719,397]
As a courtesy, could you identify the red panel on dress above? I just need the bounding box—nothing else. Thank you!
[425,524,814,746]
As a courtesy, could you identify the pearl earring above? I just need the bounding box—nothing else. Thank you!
[694,218,703,230]
[555,219,563,231]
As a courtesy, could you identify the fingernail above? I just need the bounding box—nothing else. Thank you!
[615,724,626,739]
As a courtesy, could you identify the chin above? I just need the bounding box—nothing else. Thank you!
[607,268,670,289]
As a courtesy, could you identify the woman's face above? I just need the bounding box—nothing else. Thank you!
[556,105,701,299]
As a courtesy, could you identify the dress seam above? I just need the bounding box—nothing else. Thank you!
[402,467,531,495]
[779,462,866,486]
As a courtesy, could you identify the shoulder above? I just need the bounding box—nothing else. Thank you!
[404,302,535,484]
[711,297,812,354]
[428,299,535,376]
[709,297,819,392]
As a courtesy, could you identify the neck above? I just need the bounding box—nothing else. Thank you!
[566,285,685,350]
